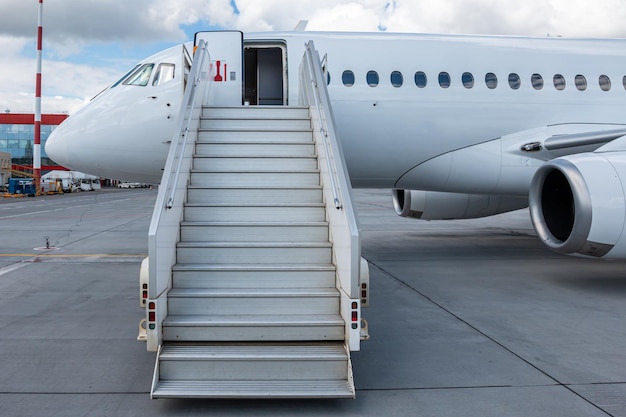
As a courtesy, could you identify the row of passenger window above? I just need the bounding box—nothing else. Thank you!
[340,70,619,91]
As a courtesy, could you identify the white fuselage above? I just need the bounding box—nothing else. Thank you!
[46,31,626,195]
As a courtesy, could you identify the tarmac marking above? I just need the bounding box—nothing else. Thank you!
[0,262,28,277]
[0,198,134,220]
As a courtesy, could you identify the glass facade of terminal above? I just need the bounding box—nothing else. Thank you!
[0,114,68,167]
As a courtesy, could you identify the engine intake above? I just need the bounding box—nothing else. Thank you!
[529,153,626,258]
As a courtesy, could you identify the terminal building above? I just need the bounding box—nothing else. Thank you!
[0,151,10,188]
[0,112,69,170]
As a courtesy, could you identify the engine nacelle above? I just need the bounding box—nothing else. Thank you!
[529,152,626,258]
[392,189,528,220]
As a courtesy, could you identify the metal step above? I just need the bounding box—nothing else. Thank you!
[197,130,313,143]
[157,343,348,380]
[162,314,344,341]
[189,171,320,187]
[171,264,336,289]
[152,342,354,399]
[166,288,340,315]
[195,142,315,157]
[186,186,323,204]
[202,106,310,120]
[200,118,311,131]
[153,379,354,399]
[180,221,329,242]
[176,242,332,264]
[183,203,326,222]
[192,156,319,171]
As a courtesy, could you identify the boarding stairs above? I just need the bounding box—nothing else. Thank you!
[146,39,363,399]
[154,106,352,398]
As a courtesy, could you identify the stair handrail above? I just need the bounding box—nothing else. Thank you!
[304,48,341,209]
[167,41,211,209]
[300,41,361,351]
[146,40,212,351]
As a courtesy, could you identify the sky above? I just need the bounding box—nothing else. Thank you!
[2,0,626,115]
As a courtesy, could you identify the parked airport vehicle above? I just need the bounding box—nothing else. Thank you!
[42,170,100,193]
[118,181,142,188]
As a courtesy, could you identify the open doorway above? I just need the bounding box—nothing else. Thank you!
[244,44,287,105]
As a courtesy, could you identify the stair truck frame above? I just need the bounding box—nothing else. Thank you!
[138,36,369,398]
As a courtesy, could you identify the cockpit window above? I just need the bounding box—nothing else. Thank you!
[123,64,155,86]
[111,64,141,88]
[153,63,175,86]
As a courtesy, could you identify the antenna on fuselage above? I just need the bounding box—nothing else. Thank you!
[294,20,308,31]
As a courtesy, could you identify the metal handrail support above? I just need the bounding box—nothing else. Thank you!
[145,40,212,351]
[299,41,361,351]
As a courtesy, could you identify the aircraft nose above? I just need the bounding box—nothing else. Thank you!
[45,121,72,168]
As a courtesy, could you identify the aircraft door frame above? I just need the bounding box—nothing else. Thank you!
[243,42,288,105]
[194,31,243,106]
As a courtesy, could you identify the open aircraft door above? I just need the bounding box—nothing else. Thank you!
[194,31,243,106]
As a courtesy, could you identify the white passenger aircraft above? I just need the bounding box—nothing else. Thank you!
[45,30,626,260]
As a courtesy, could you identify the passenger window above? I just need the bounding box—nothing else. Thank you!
[391,71,403,87]
[485,73,497,89]
[508,73,521,90]
[124,64,155,87]
[553,74,566,91]
[342,70,355,87]
[462,72,474,88]
[531,73,543,90]
[575,75,587,91]
[438,72,451,88]
[367,71,379,87]
[414,71,427,88]
[599,75,611,91]
[152,63,175,86]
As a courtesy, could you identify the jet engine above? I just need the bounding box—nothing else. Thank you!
[392,189,528,220]
[528,152,626,259]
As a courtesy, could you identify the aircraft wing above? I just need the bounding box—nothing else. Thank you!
[515,124,626,159]
[395,123,626,195]
[540,127,626,152]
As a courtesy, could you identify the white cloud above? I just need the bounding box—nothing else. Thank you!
[0,36,121,114]
[225,0,389,31]
[307,3,384,32]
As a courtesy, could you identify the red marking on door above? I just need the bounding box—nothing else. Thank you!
[214,60,223,82]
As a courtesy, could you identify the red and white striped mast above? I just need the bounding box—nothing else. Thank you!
[34,0,43,193]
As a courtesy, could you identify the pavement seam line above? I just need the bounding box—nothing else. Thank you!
[366,257,615,417]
